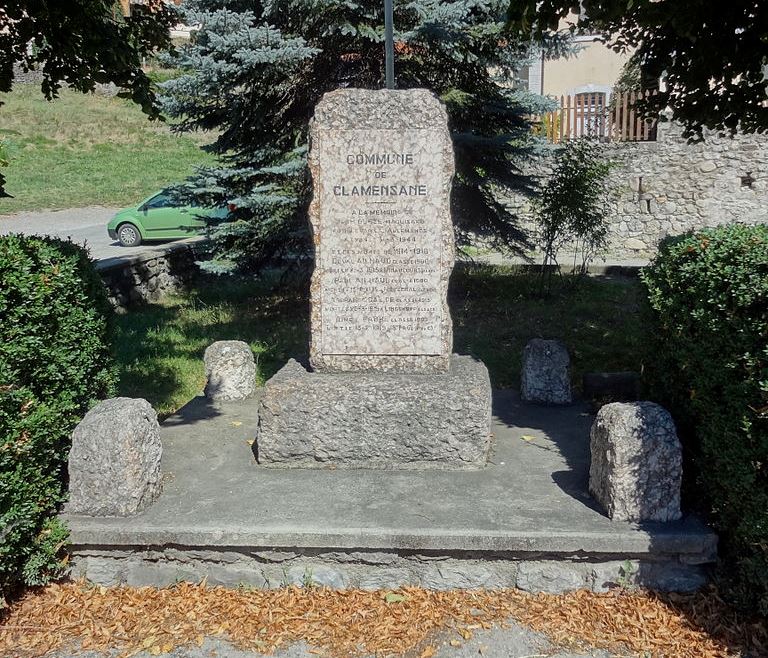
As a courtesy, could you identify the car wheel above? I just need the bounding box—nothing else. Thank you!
[117,223,142,247]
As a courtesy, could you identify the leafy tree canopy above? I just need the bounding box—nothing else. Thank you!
[506,0,768,138]
[0,1,176,196]
[0,1,177,117]
[163,0,570,273]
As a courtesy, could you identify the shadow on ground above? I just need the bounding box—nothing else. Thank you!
[491,388,603,514]
[161,395,224,427]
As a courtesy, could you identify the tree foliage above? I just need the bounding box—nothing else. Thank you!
[162,0,570,273]
[506,1,768,138]
[0,1,177,196]
[0,235,116,603]
[0,1,177,117]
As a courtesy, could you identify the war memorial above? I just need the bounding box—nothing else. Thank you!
[64,88,716,593]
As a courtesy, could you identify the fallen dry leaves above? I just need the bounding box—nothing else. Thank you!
[0,581,765,658]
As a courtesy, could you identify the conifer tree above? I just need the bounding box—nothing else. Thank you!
[163,0,567,272]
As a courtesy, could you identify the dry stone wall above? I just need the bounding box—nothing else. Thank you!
[70,547,710,593]
[507,121,768,259]
[97,243,201,313]
[12,63,120,96]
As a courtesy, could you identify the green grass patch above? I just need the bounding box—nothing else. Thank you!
[114,275,308,418]
[0,86,213,214]
[450,265,644,389]
[115,267,645,418]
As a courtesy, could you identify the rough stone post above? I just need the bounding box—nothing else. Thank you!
[68,398,162,516]
[204,340,257,401]
[589,401,683,522]
[520,338,572,405]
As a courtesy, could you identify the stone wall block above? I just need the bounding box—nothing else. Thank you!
[520,339,572,405]
[203,340,257,401]
[205,564,268,589]
[590,561,640,592]
[358,569,413,591]
[286,565,348,589]
[128,288,145,303]
[589,402,683,522]
[68,398,162,516]
[421,564,506,590]
[644,562,708,592]
[516,561,588,594]
[125,562,198,588]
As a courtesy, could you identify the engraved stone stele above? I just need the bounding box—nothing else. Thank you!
[256,88,493,469]
[308,88,454,373]
[589,401,683,522]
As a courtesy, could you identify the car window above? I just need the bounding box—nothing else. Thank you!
[144,193,176,210]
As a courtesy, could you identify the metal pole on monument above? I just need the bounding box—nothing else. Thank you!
[384,0,395,89]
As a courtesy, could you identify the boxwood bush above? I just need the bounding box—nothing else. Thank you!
[642,224,768,613]
[0,235,116,605]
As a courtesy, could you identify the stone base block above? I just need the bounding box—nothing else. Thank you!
[256,354,492,469]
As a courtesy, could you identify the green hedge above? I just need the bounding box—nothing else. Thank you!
[0,235,116,604]
[642,224,768,613]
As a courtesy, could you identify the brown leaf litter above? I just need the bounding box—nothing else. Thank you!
[0,581,765,658]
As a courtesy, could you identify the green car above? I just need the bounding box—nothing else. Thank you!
[107,190,229,247]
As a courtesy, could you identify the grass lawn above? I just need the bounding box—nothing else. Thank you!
[115,266,646,418]
[0,85,213,214]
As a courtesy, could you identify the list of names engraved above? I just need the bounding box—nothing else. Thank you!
[316,128,445,355]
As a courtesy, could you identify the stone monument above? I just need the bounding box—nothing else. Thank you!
[256,88,492,469]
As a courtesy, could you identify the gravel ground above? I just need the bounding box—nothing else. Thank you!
[47,623,620,658]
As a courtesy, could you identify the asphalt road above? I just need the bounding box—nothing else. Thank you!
[0,205,196,263]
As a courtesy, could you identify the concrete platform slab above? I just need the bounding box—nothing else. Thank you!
[64,389,717,591]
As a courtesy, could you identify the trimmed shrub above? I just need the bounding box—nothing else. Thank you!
[641,224,768,613]
[0,235,116,604]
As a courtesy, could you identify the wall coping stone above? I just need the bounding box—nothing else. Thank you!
[95,237,204,273]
